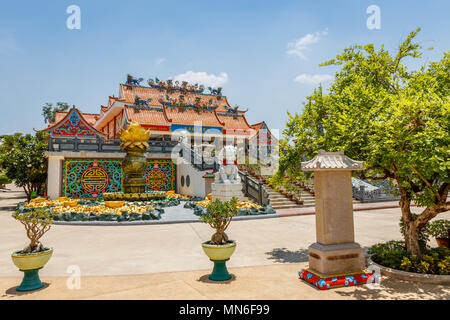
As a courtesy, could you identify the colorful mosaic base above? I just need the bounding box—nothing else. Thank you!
[144,160,176,191]
[62,158,176,198]
[52,108,96,137]
[298,268,376,290]
[62,159,123,198]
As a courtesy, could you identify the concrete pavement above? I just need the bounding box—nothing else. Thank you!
[1,263,449,300]
[1,185,449,299]
[3,202,438,277]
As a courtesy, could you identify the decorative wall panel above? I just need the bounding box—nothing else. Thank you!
[62,158,175,198]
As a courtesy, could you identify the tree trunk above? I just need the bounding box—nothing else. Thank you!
[23,185,31,202]
[211,231,228,245]
[399,194,423,257]
[404,221,422,257]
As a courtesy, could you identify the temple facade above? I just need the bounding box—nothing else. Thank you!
[41,76,276,200]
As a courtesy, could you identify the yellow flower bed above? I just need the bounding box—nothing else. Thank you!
[50,204,152,215]
[26,199,66,208]
[194,195,261,210]
[166,190,189,199]
[25,198,153,215]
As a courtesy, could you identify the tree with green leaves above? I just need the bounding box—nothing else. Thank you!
[200,197,238,244]
[41,102,70,124]
[0,132,48,201]
[279,28,449,258]
[13,208,53,253]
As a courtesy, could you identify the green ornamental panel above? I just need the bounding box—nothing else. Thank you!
[62,158,175,198]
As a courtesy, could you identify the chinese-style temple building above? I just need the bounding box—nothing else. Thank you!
[41,76,276,201]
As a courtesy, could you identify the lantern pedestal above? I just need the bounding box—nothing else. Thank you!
[298,150,373,290]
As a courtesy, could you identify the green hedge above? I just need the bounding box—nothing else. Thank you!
[369,240,450,275]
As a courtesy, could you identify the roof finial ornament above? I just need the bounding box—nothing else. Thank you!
[126,74,143,86]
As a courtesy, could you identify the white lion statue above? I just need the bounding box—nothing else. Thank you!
[215,145,240,184]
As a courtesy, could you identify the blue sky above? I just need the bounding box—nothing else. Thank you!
[0,0,449,135]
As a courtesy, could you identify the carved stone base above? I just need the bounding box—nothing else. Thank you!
[211,183,245,202]
[308,242,366,275]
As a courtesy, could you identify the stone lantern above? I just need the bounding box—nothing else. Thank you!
[298,150,374,290]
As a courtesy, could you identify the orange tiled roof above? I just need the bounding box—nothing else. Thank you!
[108,95,124,107]
[81,113,100,125]
[249,121,278,142]
[124,107,170,126]
[118,84,256,130]
[120,84,232,111]
[100,105,109,114]
[251,121,265,131]
[124,105,254,131]
[50,111,99,126]
[217,114,252,130]
[51,111,68,125]
[42,106,106,137]
[165,107,224,127]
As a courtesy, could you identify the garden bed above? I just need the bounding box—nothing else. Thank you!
[183,200,276,217]
[16,195,193,223]
[367,256,450,285]
[367,240,450,283]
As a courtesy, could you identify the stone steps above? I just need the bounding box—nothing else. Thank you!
[271,203,303,210]
[265,187,303,210]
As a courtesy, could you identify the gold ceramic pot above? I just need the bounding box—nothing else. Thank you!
[11,248,53,271]
[11,248,53,291]
[202,241,236,261]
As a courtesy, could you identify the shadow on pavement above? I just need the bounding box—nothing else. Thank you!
[2,283,50,297]
[265,248,309,263]
[197,274,237,284]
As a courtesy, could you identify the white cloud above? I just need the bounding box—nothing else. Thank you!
[155,57,167,65]
[173,71,228,87]
[287,30,328,60]
[294,73,333,85]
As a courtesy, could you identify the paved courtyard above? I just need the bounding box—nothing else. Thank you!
[1,186,449,299]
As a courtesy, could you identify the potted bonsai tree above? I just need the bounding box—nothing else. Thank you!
[11,208,53,291]
[200,197,238,281]
[427,219,450,248]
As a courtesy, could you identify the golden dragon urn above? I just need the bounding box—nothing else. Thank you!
[119,122,151,193]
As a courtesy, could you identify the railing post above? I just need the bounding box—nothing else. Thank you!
[162,139,166,153]
[244,172,249,196]
[359,185,365,203]
[258,181,263,204]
